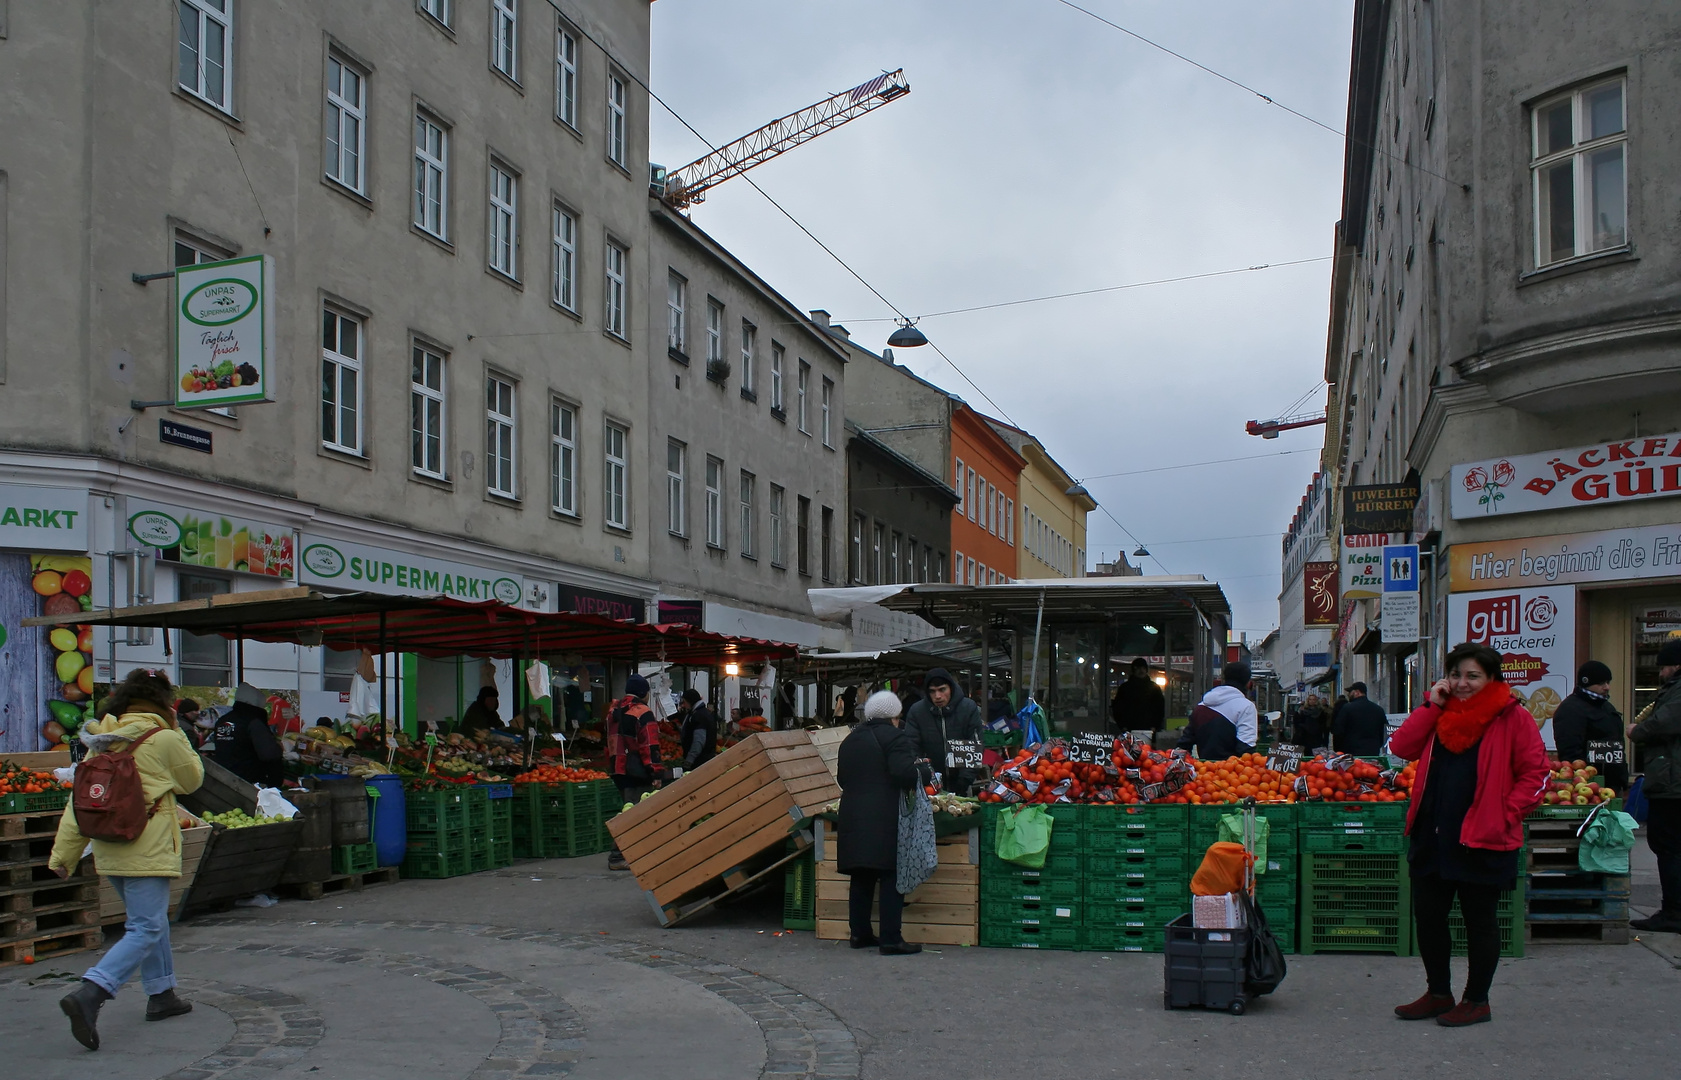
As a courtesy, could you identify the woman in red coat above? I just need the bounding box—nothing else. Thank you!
[1389,643,1550,1027]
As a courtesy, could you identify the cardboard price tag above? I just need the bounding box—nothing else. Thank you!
[1069,733,1116,765]
[946,739,985,770]
[1585,740,1625,767]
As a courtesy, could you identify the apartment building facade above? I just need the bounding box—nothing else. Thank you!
[985,418,1093,580]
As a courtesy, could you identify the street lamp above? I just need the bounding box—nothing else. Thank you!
[886,319,928,348]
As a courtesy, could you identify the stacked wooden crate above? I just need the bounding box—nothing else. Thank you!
[814,820,980,947]
[608,730,839,926]
[1,807,102,965]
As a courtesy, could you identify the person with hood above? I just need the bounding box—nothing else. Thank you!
[902,668,984,794]
[606,674,661,871]
[459,685,504,734]
[1291,693,1329,750]
[1629,639,1681,934]
[1551,660,1628,792]
[1110,657,1166,735]
[208,682,283,787]
[675,688,719,771]
[1176,662,1258,760]
[1333,682,1390,756]
[50,668,205,1050]
[836,690,927,955]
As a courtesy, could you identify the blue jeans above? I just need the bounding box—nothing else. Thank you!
[85,876,175,997]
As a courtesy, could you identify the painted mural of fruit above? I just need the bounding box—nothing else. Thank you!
[54,650,87,683]
[31,570,62,596]
[77,667,94,695]
[59,569,91,597]
[48,628,77,652]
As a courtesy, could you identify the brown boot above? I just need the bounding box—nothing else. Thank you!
[1393,992,1455,1020]
[1437,997,1492,1027]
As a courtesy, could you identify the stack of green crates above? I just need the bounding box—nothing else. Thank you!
[1081,804,1190,953]
[980,804,1084,949]
[1188,803,1299,953]
[403,787,472,878]
[1300,802,1410,954]
[483,784,515,868]
[783,842,817,930]
[462,786,491,872]
[511,781,612,859]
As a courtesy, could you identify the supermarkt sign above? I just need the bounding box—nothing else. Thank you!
[297,535,525,605]
[0,485,89,552]
[175,254,274,410]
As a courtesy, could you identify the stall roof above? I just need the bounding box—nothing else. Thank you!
[25,587,798,663]
[799,634,1010,676]
[810,576,1232,626]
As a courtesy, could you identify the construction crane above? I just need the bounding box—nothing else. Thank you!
[1246,410,1328,439]
[652,70,910,209]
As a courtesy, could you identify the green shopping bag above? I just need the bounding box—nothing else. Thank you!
[1216,813,1272,869]
[996,805,1053,869]
[1579,809,1638,875]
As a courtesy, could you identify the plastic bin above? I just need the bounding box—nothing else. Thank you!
[366,775,407,868]
[1163,914,1251,1013]
[332,842,378,876]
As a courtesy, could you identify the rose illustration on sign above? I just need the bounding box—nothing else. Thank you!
[127,510,183,548]
[302,544,346,579]
[1464,460,1517,513]
[1525,594,1558,631]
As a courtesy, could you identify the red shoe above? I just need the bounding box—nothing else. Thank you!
[1394,992,1456,1020]
[1436,998,1491,1027]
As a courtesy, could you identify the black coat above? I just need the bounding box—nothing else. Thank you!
[1332,696,1389,756]
[1292,705,1328,750]
[1110,676,1166,733]
[902,669,984,777]
[1552,689,1627,789]
[678,704,719,768]
[210,701,282,786]
[1176,704,1251,761]
[836,719,920,873]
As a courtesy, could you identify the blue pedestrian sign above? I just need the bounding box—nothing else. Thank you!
[1383,545,1420,593]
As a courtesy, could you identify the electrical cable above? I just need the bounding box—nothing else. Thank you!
[1079,446,1318,483]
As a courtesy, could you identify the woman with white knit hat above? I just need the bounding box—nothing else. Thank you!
[835,690,927,955]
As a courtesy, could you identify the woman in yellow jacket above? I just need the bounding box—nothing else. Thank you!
[49,669,204,1051]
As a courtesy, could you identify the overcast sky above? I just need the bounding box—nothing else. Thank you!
[650,0,1354,637]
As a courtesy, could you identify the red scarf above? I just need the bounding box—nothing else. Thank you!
[1436,681,1511,753]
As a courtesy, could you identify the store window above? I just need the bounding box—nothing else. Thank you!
[178,572,231,686]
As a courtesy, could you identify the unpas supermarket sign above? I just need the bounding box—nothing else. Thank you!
[1451,431,1681,519]
[175,254,274,410]
[297,535,525,605]
[0,485,88,552]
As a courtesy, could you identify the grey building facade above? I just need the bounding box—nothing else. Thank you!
[844,420,956,587]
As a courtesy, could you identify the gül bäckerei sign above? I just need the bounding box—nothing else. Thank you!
[175,254,274,409]
[1450,432,1681,519]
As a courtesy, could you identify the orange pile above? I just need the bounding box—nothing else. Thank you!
[1174,753,1297,804]
[511,765,609,784]
[0,763,70,796]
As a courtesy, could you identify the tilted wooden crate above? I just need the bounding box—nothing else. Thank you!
[97,809,212,924]
[609,730,840,926]
[814,818,980,946]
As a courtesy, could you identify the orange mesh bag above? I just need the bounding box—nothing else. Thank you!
[1190,841,1253,896]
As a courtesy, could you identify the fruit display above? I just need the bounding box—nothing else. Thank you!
[28,555,98,749]
[180,360,260,394]
[512,764,608,783]
[202,809,294,828]
[0,761,71,796]
[1541,758,1617,806]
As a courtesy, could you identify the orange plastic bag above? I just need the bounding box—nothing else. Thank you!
[1191,841,1254,896]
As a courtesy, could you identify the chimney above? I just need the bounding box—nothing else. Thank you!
[882,347,894,363]
[829,322,851,341]
[808,309,831,327]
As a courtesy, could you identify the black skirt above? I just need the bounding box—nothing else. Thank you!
[1407,736,1519,889]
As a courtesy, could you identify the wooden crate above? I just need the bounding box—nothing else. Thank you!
[181,819,303,913]
[814,820,980,946]
[1,810,102,966]
[96,809,212,925]
[178,755,260,818]
[608,730,840,924]
[807,726,849,778]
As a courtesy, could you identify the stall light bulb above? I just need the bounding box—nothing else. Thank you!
[1154,675,1168,687]
[1142,625,1158,635]
[724,662,740,677]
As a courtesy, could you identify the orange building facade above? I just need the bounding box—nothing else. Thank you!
[948,407,1024,584]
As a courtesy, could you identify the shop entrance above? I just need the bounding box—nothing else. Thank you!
[1584,583,1681,728]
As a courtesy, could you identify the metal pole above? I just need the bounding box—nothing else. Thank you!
[1029,589,1046,702]
[378,610,388,746]
[979,604,990,716]
[236,627,245,683]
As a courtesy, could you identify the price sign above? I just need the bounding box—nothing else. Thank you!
[1264,747,1302,774]
[1585,739,1625,767]
[946,739,985,770]
[1069,733,1115,765]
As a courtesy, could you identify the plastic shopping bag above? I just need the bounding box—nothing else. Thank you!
[1234,890,1287,996]
[1625,775,1649,824]
[255,787,300,821]
[1216,813,1272,867]
[896,785,939,895]
[1579,808,1638,874]
[1191,841,1254,896]
[995,804,1052,869]
[1016,701,1047,748]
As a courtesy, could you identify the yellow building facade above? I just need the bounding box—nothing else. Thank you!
[985,420,1094,579]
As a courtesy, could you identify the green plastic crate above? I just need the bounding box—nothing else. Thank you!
[980,850,1081,877]
[0,789,70,815]
[1301,829,1406,854]
[400,849,470,879]
[511,832,547,860]
[1299,801,1407,829]
[783,846,816,930]
[982,876,1082,903]
[1407,882,1524,959]
[981,803,1084,840]
[406,789,471,831]
[1083,898,1183,929]
[979,922,1081,950]
[332,842,378,876]
[1079,925,1165,953]
[1303,850,1407,887]
[1083,876,1186,902]
[490,837,514,868]
[406,828,469,855]
[1302,876,1411,955]
[1085,851,1188,880]
[981,897,1081,928]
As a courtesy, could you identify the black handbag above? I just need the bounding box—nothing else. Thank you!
[1235,890,1287,996]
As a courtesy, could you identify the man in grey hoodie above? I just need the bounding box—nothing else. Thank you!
[902,668,985,794]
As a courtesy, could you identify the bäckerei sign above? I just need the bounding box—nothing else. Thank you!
[1451,432,1681,519]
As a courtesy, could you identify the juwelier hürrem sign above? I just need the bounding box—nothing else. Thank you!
[1450,431,1681,519]
[175,254,274,410]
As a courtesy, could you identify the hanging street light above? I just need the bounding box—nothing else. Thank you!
[886,319,928,348]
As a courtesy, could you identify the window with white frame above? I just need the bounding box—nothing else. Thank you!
[704,456,725,548]
[555,25,577,128]
[740,321,756,394]
[820,377,833,447]
[1006,498,1015,545]
[492,0,518,80]
[1532,77,1627,267]
[770,343,785,412]
[411,345,446,479]
[706,299,724,364]
[889,532,901,585]
[849,514,864,583]
[996,489,1005,538]
[321,308,363,454]
[551,400,577,516]
[488,162,517,277]
[953,457,965,515]
[551,205,576,309]
[178,0,233,110]
[666,439,687,536]
[937,551,948,584]
[325,55,367,194]
[414,112,448,239]
[739,471,756,558]
[603,421,628,529]
[871,523,884,585]
[486,375,517,498]
[769,484,786,566]
[796,361,810,432]
[604,241,627,338]
[420,0,451,28]
[968,557,977,584]
[966,468,977,521]
[606,72,628,167]
[953,550,964,583]
[667,273,686,353]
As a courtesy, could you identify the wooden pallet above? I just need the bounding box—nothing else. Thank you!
[814,820,980,946]
[0,847,103,967]
[1525,919,1630,945]
[277,865,400,901]
[608,731,840,925]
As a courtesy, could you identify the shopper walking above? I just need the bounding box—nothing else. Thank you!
[903,668,984,794]
[1176,662,1258,760]
[1291,694,1329,750]
[50,669,205,1051]
[207,682,283,787]
[675,688,719,771]
[1629,640,1681,933]
[1110,658,1166,736]
[606,674,662,871]
[1552,660,1629,793]
[1333,682,1390,755]
[836,690,927,955]
[1390,643,1549,1026]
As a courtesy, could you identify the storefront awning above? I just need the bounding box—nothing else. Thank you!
[25,587,798,664]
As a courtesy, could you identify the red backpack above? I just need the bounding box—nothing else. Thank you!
[73,727,167,842]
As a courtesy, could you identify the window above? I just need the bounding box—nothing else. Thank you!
[1532,78,1627,267]
[740,321,756,394]
[982,480,993,534]
[420,0,451,27]
[555,25,577,128]
[603,421,628,529]
[551,400,577,516]
[770,344,785,412]
[796,496,811,575]
[889,532,902,585]
[849,514,863,582]
[706,299,724,364]
[871,522,884,585]
[967,557,976,584]
[551,206,576,309]
[414,113,448,239]
[322,645,359,692]
[769,484,786,566]
[820,377,834,446]
[739,471,756,558]
[411,345,446,479]
[325,55,367,194]
[178,0,232,110]
[966,468,977,521]
[996,489,1006,538]
[953,457,965,515]
[796,361,810,432]
[1006,499,1015,545]
[821,506,834,582]
[919,545,932,584]
[321,308,362,454]
[178,572,231,686]
[486,375,516,498]
[666,439,687,536]
[604,241,627,338]
[704,456,725,548]
[606,73,628,167]
[488,162,518,277]
[492,0,518,80]
[667,273,686,353]
[953,551,964,584]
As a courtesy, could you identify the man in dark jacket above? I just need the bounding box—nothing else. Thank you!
[1291,693,1329,750]
[606,674,661,871]
[208,683,283,786]
[1631,641,1681,933]
[1110,658,1166,735]
[675,688,719,771]
[1332,682,1389,756]
[902,668,984,794]
[1551,660,1627,791]
[1177,662,1257,760]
